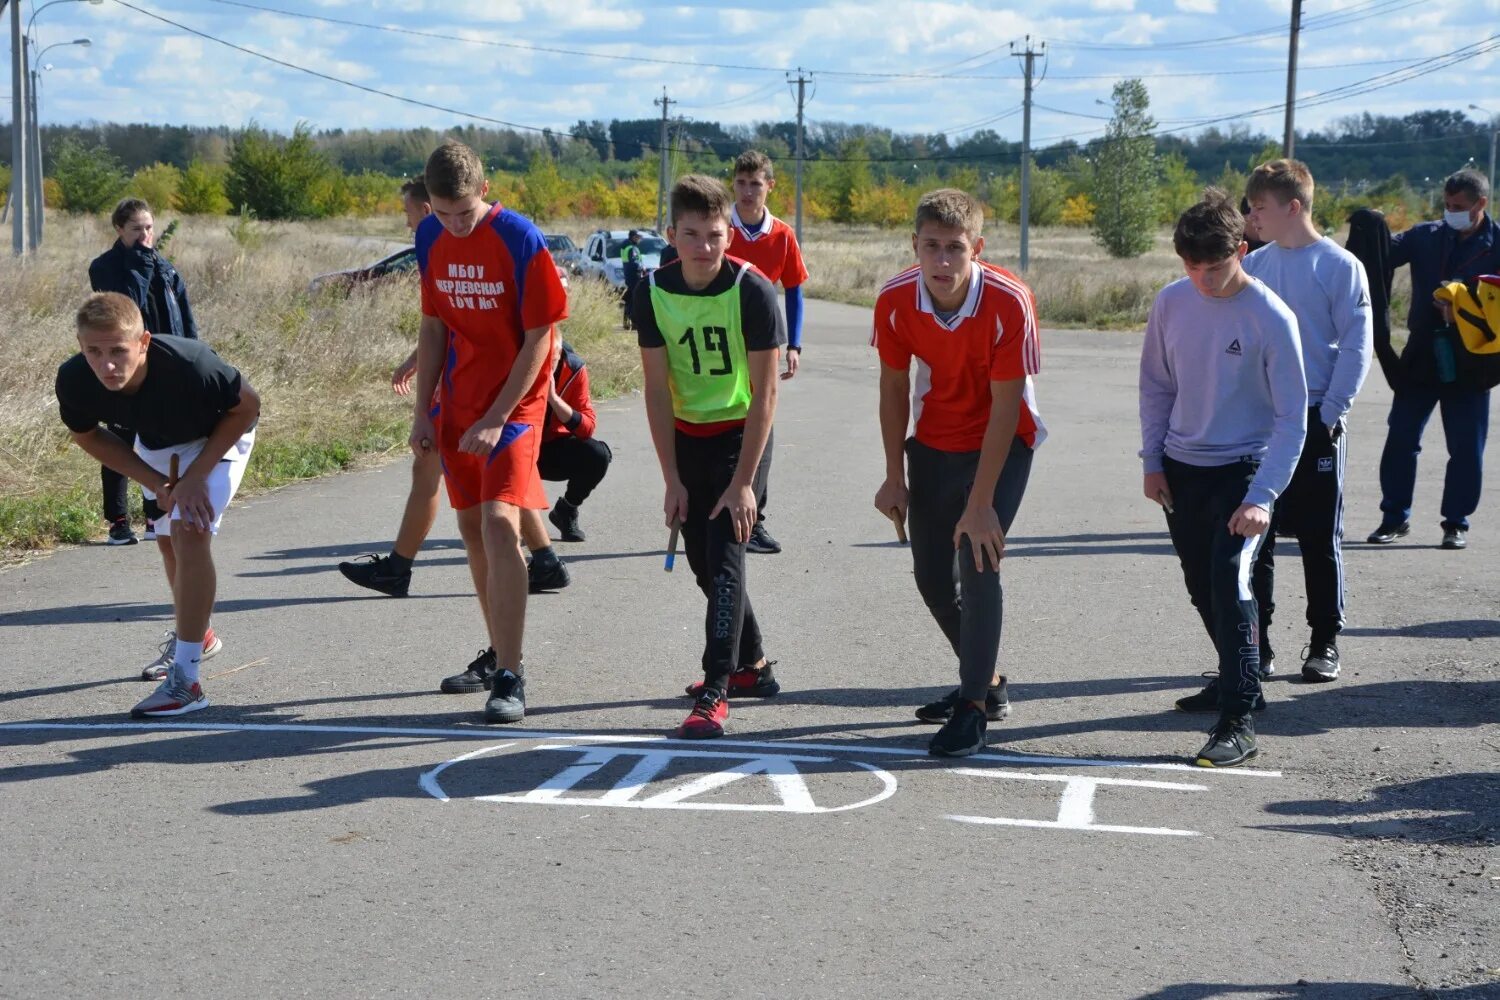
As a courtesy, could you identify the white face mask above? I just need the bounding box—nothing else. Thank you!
[1444,208,1475,230]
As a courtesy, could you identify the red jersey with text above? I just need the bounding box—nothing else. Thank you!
[416,203,568,447]
[871,260,1044,452]
[729,206,809,289]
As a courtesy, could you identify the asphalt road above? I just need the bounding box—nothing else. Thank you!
[2,298,1495,999]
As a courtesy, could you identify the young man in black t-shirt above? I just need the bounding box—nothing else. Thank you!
[55,293,261,718]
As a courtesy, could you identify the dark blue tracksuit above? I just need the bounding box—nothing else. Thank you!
[1379,216,1500,531]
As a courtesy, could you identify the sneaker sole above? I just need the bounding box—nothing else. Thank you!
[484,703,526,724]
[1366,527,1410,544]
[928,738,986,758]
[441,678,493,694]
[1195,746,1259,768]
[1441,540,1467,550]
[107,536,139,546]
[677,723,725,739]
[133,695,210,719]
[1301,665,1340,683]
[337,566,410,597]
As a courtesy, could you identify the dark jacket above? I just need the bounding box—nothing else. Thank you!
[1346,208,1399,389]
[542,341,597,442]
[1386,213,1500,385]
[88,241,199,340]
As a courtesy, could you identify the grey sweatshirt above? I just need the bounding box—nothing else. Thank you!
[1243,237,1372,428]
[1139,276,1309,508]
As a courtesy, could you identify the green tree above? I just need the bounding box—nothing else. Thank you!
[1156,151,1200,224]
[225,121,335,220]
[1091,79,1158,258]
[52,138,128,214]
[128,162,182,212]
[519,150,566,221]
[175,159,231,215]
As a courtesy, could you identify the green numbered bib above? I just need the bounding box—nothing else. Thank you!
[649,267,753,423]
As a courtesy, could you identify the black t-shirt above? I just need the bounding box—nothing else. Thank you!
[631,258,786,353]
[56,335,246,450]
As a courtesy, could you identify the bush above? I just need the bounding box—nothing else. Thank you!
[225,122,337,220]
[175,159,231,215]
[128,162,182,213]
[51,137,127,214]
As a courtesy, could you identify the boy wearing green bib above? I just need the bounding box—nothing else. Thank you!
[632,175,786,739]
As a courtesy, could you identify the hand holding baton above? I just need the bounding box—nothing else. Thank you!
[887,507,907,544]
[664,517,681,572]
[1156,490,1174,515]
[168,454,180,490]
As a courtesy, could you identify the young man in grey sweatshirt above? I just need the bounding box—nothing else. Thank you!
[1140,190,1308,768]
[1243,160,1373,684]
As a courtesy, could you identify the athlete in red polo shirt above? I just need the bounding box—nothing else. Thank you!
[872,188,1043,757]
[728,149,810,555]
[409,140,568,724]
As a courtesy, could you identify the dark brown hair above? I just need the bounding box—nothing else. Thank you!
[733,149,774,180]
[110,197,151,230]
[423,141,486,200]
[914,188,983,242]
[1173,188,1245,263]
[670,174,734,225]
[400,174,429,204]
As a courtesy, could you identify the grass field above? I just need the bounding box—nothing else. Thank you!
[0,210,1408,557]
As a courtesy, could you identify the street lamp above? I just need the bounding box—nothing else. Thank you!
[1469,104,1497,199]
[25,37,90,247]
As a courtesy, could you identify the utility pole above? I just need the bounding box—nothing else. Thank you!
[789,68,810,243]
[8,0,29,255]
[1283,0,1302,157]
[654,87,674,232]
[27,54,41,248]
[1011,35,1043,273]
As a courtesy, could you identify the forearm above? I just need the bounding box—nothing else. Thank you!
[732,384,777,490]
[1322,319,1373,424]
[186,406,258,480]
[72,429,168,490]
[643,380,680,486]
[413,318,446,414]
[967,391,1022,509]
[878,375,910,482]
[481,326,551,426]
[548,393,576,426]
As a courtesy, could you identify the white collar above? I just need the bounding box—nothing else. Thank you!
[731,204,774,240]
[915,262,983,327]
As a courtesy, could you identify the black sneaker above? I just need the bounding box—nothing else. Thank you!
[1195,713,1259,768]
[1441,526,1467,550]
[1301,642,1340,683]
[1366,522,1410,544]
[915,680,1011,723]
[928,700,988,757]
[549,498,585,542]
[338,554,411,597]
[1260,656,1277,679]
[746,522,781,554]
[107,519,138,546]
[1174,674,1266,713]
[528,556,571,593]
[484,669,526,724]
[440,647,497,694]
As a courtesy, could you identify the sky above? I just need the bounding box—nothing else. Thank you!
[8,0,1499,147]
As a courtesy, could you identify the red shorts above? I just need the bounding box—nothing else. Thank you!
[439,421,546,511]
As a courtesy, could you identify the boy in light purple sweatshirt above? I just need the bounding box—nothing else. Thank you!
[1140,189,1308,768]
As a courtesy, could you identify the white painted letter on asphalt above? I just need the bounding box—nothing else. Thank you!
[945,769,1207,837]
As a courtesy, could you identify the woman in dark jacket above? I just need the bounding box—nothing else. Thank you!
[87,197,200,544]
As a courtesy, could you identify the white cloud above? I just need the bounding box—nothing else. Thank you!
[1175,0,1217,11]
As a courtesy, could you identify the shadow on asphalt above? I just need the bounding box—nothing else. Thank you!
[1257,771,1499,846]
[1342,619,1500,640]
[237,548,660,579]
[246,539,469,560]
[849,531,1179,558]
[0,593,474,628]
[1134,981,1497,998]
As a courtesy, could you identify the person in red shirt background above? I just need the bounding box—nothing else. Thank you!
[537,339,612,542]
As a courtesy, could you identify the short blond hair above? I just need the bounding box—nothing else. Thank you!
[914,188,983,241]
[1246,159,1315,210]
[76,292,145,339]
[424,140,486,200]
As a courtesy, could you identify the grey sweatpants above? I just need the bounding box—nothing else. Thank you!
[905,435,1034,701]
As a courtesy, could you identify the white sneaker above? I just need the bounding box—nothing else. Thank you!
[140,630,223,681]
[130,665,209,718]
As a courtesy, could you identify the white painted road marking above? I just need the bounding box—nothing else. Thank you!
[947,769,1208,837]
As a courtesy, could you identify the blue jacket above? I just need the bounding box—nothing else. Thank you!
[88,241,199,340]
[1390,214,1500,383]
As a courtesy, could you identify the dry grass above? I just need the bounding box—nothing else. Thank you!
[0,212,633,555]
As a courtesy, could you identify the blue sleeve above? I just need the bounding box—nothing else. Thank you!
[784,285,804,350]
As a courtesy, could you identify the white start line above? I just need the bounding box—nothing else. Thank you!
[0,721,1281,837]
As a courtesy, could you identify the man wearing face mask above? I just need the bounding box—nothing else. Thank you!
[1368,169,1500,550]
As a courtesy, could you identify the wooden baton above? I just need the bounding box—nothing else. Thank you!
[888,507,908,544]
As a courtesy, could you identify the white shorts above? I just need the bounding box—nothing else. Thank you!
[137,430,255,537]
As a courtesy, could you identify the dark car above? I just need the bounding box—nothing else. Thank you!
[309,245,417,293]
[545,233,584,273]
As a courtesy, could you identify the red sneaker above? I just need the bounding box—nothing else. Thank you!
[678,690,728,739]
[684,661,780,699]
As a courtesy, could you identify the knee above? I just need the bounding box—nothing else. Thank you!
[480,506,522,547]
[584,439,612,474]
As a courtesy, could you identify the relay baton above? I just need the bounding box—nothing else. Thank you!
[665,518,681,572]
[887,507,908,544]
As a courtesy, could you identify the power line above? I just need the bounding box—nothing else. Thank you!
[1044,56,1425,81]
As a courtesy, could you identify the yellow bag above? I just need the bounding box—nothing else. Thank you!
[1435,276,1500,355]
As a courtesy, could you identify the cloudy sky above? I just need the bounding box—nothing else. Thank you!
[12,0,1499,145]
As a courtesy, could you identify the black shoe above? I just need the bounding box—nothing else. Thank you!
[915,680,1011,723]
[1260,655,1277,679]
[1441,526,1467,550]
[746,522,781,554]
[338,554,411,597]
[928,700,989,757]
[484,669,526,724]
[440,647,497,694]
[1174,675,1266,713]
[107,519,138,546]
[528,556,571,593]
[1366,522,1410,544]
[549,498,585,542]
[1301,642,1340,683]
[1195,713,1259,768]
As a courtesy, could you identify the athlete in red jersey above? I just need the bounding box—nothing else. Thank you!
[409,140,568,724]
[872,189,1043,758]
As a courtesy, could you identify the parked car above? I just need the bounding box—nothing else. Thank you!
[544,233,583,273]
[309,245,416,293]
[579,229,667,289]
